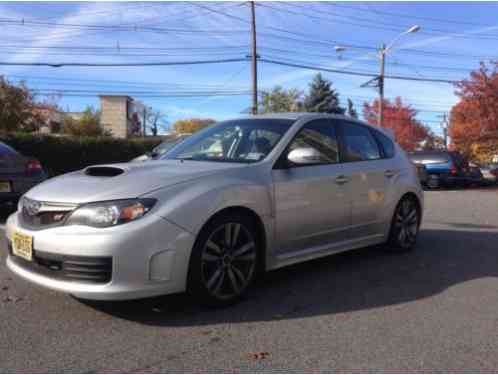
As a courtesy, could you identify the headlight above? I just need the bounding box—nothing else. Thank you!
[65,198,156,228]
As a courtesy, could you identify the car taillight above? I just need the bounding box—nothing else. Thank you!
[491,169,498,177]
[26,159,42,174]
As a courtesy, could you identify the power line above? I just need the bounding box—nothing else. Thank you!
[32,89,252,95]
[0,57,249,67]
[0,44,250,51]
[2,74,247,89]
[261,52,476,76]
[330,2,492,28]
[259,58,457,84]
[269,2,498,41]
[0,56,459,84]
[0,42,493,63]
[33,92,253,98]
[0,18,249,34]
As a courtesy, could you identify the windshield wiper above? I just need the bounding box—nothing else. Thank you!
[174,156,196,161]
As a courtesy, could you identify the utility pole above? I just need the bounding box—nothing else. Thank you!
[437,113,449,150]
[378,44,386,127]
[336,26,420,126]
[142,106,147,138]
[250,1,258,115]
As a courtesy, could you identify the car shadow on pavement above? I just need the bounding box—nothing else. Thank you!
[80,227,498,327]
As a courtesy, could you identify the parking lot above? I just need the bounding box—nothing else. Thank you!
[1,187,498,372]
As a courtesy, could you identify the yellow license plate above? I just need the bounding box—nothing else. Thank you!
[12,231,33,261]
[0,181,11,193]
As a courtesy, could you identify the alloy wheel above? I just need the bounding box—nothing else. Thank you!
[200,222,257,300]
[394,199,419,249]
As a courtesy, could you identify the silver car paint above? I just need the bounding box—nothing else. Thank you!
[6,113,423,300]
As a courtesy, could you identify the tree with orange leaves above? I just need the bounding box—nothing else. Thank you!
[363,97,434,151]
[449,61,498,162]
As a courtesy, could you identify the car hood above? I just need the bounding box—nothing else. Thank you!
[25,160,246,204]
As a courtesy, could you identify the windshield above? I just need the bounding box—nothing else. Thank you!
[162,119,295,163]
[152,136,188,157]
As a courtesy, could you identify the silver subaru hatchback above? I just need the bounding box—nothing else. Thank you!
[6,114,423,306]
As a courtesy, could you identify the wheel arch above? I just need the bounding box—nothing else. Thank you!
[399,191,423,220]
[193,205,268,274]
[383,189,423,240]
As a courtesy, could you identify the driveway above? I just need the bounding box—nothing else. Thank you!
[1,188,498,372]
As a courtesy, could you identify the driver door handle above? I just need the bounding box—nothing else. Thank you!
[335,175,350,184]
[385,169,396,178]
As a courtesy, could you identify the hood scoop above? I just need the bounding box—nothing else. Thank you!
[84,166,125,177]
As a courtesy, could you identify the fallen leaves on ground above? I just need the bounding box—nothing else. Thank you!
[247,352,270,360]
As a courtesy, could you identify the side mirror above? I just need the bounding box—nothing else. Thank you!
[287,147,322,165]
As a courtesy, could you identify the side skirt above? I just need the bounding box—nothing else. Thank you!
[267,234,385,271]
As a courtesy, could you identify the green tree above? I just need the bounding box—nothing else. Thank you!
[64,106,104,137]
[0,76,44,133]
[173,118,216,134]
[304,73,345,114]
[347,98,358,118]
[259,86,303,113]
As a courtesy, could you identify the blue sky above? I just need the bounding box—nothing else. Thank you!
[1,1,497,135]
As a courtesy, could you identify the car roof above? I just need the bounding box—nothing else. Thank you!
[237,112,360,121]
[232,112,393,138]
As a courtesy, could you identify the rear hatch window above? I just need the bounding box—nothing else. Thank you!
[409,152,450,164]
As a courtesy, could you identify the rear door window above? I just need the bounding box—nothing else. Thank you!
[286,119,339,165]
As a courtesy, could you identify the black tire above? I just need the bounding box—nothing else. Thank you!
[386,196,421,252]
[187,212,260,307]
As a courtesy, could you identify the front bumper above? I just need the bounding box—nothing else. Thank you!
[5,211,195,300]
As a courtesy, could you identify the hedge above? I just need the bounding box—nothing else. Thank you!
[0,133,165,176]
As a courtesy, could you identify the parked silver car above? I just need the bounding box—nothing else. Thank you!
[6,114,423,305]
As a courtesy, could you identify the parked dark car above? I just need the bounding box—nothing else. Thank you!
[468,162,484,186]
[414,163,428,188]
[480,163,498,185]
[0,142,47,204]
[408,150,470,188]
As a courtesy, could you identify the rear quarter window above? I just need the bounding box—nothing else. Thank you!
[341,122,381,162]
[371,129,395,158]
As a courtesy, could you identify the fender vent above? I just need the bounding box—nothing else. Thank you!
[85,166,124,177]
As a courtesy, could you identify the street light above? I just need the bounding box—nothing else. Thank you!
[335,25,421,126]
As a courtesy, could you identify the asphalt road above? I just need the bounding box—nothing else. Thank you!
[2,187,498,373]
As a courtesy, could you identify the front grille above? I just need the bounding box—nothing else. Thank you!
[21,208,71,228]
[19,198,77,230]
[9,243,112,284]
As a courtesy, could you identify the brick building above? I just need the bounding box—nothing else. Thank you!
[99,95,135,138]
